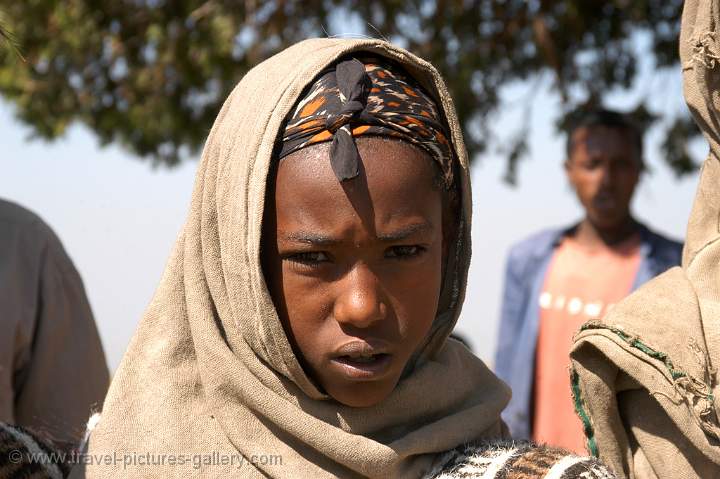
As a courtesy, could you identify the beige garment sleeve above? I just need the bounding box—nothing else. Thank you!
[7,210,110,445]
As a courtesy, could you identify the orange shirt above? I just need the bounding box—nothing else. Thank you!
[532,233,641,453]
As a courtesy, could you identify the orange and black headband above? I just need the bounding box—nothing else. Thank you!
[279,57,454,188]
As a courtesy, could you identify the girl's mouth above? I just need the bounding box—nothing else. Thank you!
[330,353,393,380]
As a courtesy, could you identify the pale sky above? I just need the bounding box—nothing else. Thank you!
[0,34,704,371]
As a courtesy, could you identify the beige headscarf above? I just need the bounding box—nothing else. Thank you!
[569,1,720,477]
[76,39,509,478]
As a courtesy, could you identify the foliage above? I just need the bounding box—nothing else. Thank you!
[0,0,701,180]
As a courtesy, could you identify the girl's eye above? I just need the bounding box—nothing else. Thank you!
[286,251,330,265]
[385,245,424,259]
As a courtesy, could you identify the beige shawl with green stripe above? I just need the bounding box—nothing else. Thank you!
[570,1,720,477]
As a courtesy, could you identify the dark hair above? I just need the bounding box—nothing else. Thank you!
[565,108,644,166]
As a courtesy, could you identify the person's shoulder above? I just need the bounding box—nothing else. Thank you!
[0,198,47,229]
[0,198,68,263]
[638,223,683,261]
[507,227,565,263]
[0,198,59,242]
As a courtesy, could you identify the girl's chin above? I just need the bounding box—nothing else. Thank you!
[325,376,399,408]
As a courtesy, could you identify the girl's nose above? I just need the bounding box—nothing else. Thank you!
[333,264,387,329]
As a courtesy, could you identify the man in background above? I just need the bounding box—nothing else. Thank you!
[494,109,682,451]
[0,198,109,445]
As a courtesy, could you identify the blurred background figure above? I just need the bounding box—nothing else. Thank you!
[0,198,109,445]
[494,109,682,451]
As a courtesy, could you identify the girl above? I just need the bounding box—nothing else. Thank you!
[74,38,613,478]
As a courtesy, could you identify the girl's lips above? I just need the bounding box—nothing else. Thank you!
[329,353,393,381]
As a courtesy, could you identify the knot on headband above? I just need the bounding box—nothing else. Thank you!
[279,56,454,187]
[324,58,371,133]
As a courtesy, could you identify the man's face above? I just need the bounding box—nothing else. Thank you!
[262,137,445,408]
[565,125,641,229]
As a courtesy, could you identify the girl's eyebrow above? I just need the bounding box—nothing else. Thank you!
[281,231,339,246]
[377,221,433,242]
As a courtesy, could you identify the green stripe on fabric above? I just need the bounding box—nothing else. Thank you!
[570,368,599,457]
[579,322,689,381]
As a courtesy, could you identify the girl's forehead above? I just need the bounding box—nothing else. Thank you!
[275,138,437,194]
[272,139,441,227]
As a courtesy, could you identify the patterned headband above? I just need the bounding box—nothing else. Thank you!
[278,57,454,188]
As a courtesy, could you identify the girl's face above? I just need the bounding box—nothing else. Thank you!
[262,137,446,407]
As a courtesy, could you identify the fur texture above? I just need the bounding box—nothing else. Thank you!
[425,441,617,479]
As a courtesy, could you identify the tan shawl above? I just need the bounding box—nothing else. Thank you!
[77,39,510,478]
[569,1,720,477]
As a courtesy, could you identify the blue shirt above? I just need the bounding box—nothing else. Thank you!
[494,222,683,439]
